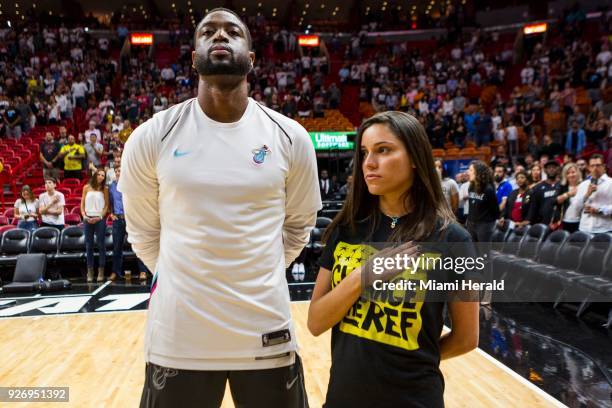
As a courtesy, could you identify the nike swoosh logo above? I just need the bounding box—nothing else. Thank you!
[286,375,299,390]
[173,148,190,157]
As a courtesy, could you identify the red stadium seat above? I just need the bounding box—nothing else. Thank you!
[61,178,81,189]
[0,225,16,235]
[0,216,9,226]
[57,187,72,196]
[64,213,82,226]
[3,208,15,218]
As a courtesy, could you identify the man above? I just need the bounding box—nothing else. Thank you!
[527,161,561,227]
[84,120,102,143]
[319,169,335,200]
[40,132,62,181]
[565,120,586,157]
[38,177,65,230]
[576,158,588,179]
[4,100,22,139]
[338,175,353,197]
[118,119,133,143]
[85,133,105,172]
[59,135,86,179]
[57,125,69,146]
[120,8,319,407]
[108,164,148,281]
[494,164,513,211]
[574,154,612,233]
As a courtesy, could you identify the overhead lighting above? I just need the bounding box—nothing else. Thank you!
[321,4,325,8]
[382,7,386,11]
[7,20,11,27]
[305,3,309,8]
[332,11,336,16]
[242,7,246,12]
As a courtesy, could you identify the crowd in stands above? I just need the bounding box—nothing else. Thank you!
[0,7,611,283]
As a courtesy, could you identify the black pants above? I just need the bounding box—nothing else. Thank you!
[63,169,82,180]
[140,355,309,408]
[112,218,126,276]
[562,221,579,233]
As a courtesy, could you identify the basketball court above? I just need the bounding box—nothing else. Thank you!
[0,285,565,407]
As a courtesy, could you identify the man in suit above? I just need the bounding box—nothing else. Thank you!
[320,169,335,200]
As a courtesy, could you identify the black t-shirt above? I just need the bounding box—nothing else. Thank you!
[467,184,500,223]
[528,181,561,224]
[319,214,478,408]
[40,141,61,168]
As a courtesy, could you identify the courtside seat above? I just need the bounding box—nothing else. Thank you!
[490,226,530,280]
[493,224,549,277]
[558,233,612,292]
[0,228,31,268]
[490,226,509,251]
[104,226,114,258]
[316,217,333,230]
[517,231,591,300]
[55,226,85,263]
[512,230,570,274]
[29,227,60,261]
[1,254,47,293]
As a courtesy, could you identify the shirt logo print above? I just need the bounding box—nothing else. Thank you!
[252,145,271,164]
[173,148,191,158]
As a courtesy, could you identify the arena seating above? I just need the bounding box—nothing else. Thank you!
[0,225,138,280]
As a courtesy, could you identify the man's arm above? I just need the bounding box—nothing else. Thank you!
[119,120,160,273]
[283,125,323,268]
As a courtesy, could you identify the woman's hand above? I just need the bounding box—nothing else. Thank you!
[361,241,420,288]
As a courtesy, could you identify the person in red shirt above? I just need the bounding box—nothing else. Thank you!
[498,170,530,229]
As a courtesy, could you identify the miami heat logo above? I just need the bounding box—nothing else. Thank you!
[252,145,271,164]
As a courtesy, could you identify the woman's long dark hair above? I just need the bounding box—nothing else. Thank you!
[88,167,106,191]
[469,160,494,194]
[323,111,455,243]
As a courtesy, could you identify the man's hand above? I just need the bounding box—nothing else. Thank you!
[361,242,420,288]
[585,183,598,199]
[584,205,599,215]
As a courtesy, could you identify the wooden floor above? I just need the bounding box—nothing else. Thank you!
[0,302,564,408]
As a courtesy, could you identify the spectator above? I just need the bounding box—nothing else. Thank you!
[576,158,588,179]
[38,177,65,230]
[14,185,39,232]
[84,120,102,143]
[540,134,564,159]
[338,175,353,197]
[498,170,530,230]
[108,164,127,281]
[59,135,86,180]
[111,116,124,133]
[319,169,335,200]
[565,121,586,157]
[575,154,612,233]
[475,108,492,147]
[505,120,518,159]
[4,101,22,139]
[466,160,499,242]
[85,133,105,172]
[40,132,62,181]
[494,164,513,211]
[528,161,562,229]
[81,167,110,282]
[557,163,583,233]
[434,159,459,213]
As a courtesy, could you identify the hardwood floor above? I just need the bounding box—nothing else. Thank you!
[0,303,563,407]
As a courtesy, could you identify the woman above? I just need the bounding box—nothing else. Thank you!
[434,158,459,214]
[308,111,479,407]
[466,160,500,242]
[14,185,39,232]
[528,163,543,188]
[557,163,583,233]
[81,168,110,282]
[498,171,530,230]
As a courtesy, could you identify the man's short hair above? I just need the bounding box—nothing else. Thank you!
[194,7,252,50]
[44,176,57,184]
[589,153,604,162]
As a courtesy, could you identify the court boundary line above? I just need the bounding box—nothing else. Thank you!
[475,348,568,408]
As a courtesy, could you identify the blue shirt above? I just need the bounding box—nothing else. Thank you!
[109,181,124,215]
[496,181,513,205]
